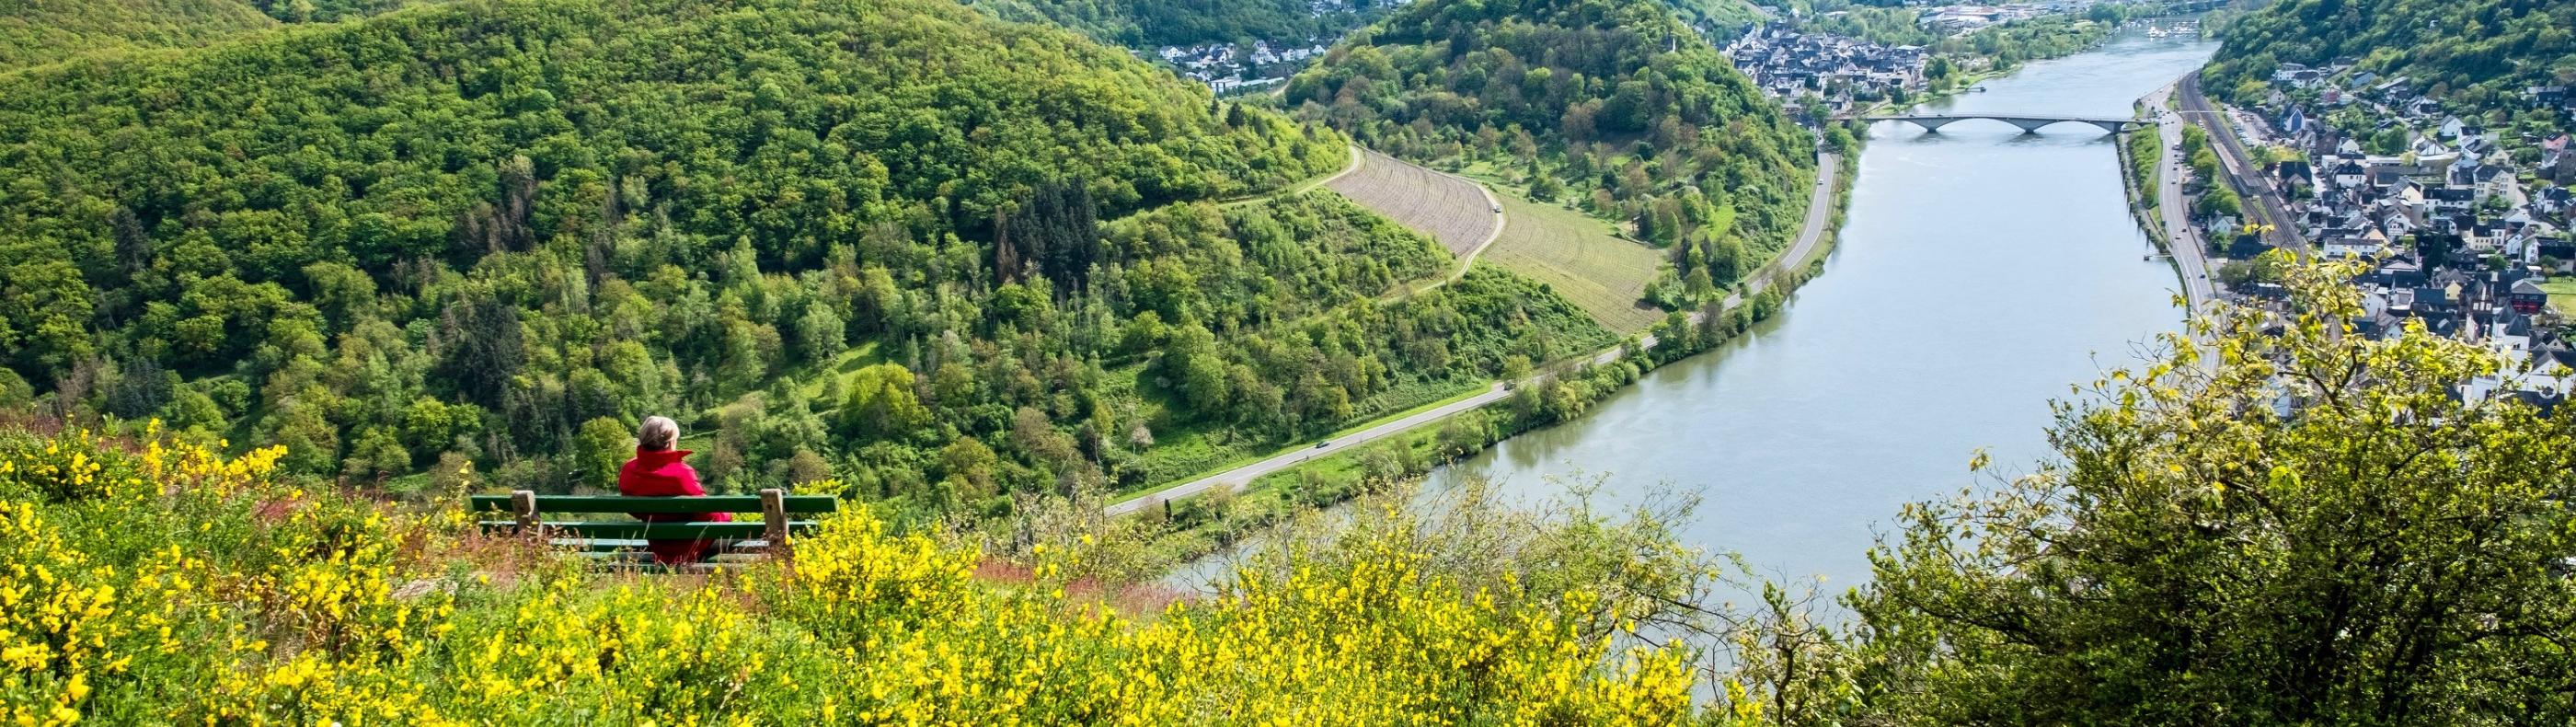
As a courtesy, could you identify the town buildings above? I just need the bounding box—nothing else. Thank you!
[1154,40,1328,95]
[1722,24,1927,117]
[2199,58,2576,408]
[1145,0,1401,95]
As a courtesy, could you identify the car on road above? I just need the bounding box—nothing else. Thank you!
[1489,203,1501,213]
[1314,440,1330,448]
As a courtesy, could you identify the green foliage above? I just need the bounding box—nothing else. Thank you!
[0,0,278,69]
[0,428,1708,723]
[2217,248,2295,289]
[0,0,445,72]
[2122,129,2159,210]
[1285,0,1817,302]
[241,0,424,22]
[0,0,1422,500]
[1112,244,1616,487]
[1798,5,1941,47]
[2196,182,2243,217]
[837,364,930,444]
[1663,0,1765,33]
[968,0,1380,48]
[2204,0,2576,117]
[1721,264,2576,723]
[568,416,630,489]
[1946,15,2118,70]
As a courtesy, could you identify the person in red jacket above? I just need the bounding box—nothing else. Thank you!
[616,416,730,565]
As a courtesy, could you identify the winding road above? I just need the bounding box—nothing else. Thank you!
[2147,82,2218,312]
[1102,383,1511,516]
[1107,148,1844,514]
[1726,152,1843,310]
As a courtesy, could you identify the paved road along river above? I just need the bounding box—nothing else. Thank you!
[1424,32,2220,588]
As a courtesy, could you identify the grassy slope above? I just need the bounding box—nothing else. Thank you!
[1665,0,1765,30]
[1484,191,1668,333]
[2540,280,2576,319]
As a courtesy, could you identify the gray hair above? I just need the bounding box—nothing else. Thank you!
[638,416,680,451]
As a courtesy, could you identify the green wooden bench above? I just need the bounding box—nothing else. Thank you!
[470,489,837,564]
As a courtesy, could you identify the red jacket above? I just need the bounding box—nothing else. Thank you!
[616,448,730,564]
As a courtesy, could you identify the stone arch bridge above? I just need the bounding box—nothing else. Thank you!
[1863,114,2144,134]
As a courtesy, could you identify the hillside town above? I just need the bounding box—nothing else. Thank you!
[2185,59,2576,409]
[1721,24,1928,117]
[1155,39,1329,94]
[1144,0,1402,94]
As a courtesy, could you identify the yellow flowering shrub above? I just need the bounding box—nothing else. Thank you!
[0,502,122,726]
[0,426,1698,724]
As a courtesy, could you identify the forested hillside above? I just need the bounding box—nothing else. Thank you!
[0,0,1611,507]
[239,0,427,22]
[0,0,439,71]
[2202,0,2576,112]
[1286,0,1817,307]
[0,0,277,69]
[967,0,1374,48]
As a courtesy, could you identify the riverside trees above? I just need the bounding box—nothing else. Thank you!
[1719,262,2576,724]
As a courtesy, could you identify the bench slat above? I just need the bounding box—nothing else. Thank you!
[477,521,820,538]
[467,494,838,514]
[552,538,776,553]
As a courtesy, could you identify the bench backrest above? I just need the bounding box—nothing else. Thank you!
[470,489,839,549]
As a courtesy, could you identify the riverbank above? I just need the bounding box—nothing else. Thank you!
[1850,65,2004,119]
[1844,13,2134,119]
[2115,111,2164,246]
[1128,146,1859,565]
[1418,32,2215,587]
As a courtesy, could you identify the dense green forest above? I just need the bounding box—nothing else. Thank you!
[0,0,437,71]
[967,0,1380,48]
[240,0,430,22]
[2203,0,2576,114]
[0,0,278,69]
[1286,0,1817,308]
[0,0,1612,510]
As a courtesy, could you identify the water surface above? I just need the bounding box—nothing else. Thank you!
[1425,32,2219,587]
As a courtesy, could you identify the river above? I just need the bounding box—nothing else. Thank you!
[1423,31,2220,589]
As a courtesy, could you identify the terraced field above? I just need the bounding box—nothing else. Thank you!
[1484,192,1668,333]
[1325,149,1496,257]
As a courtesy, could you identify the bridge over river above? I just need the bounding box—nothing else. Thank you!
[1863,113,2144,134]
